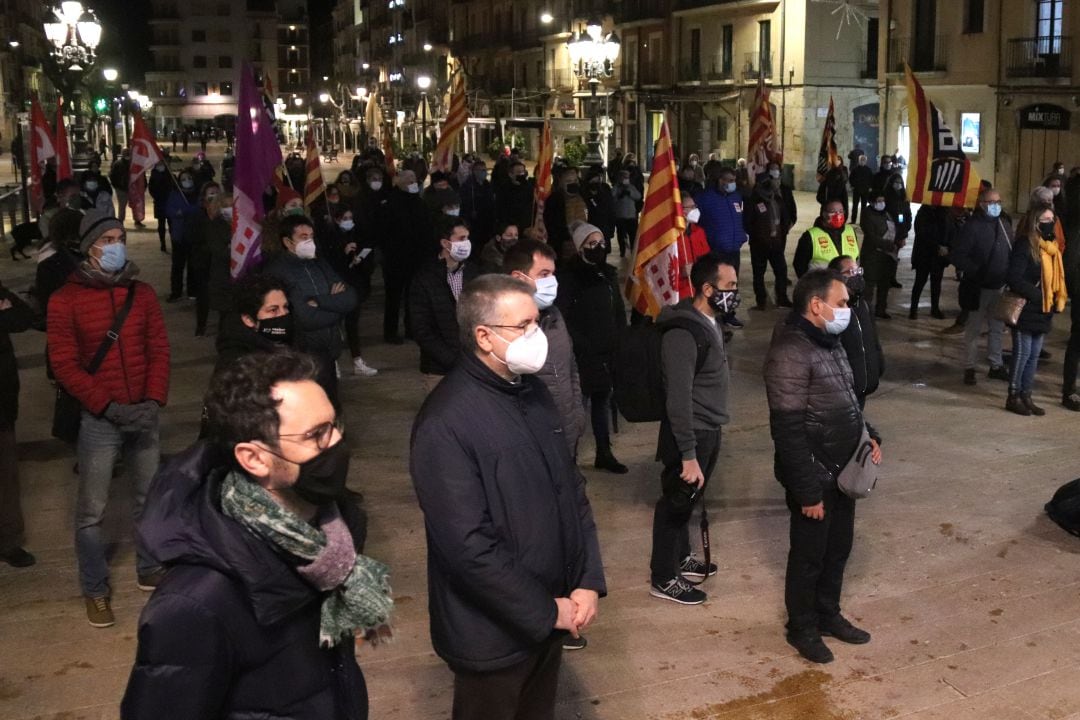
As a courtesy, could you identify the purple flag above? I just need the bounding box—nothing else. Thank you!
[230,63,282,279]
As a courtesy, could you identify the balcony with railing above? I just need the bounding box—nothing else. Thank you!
[546,68,574,90]
[1006,36,1073,79]
[639,60,665,85]
[887,36,948,74]
[741,51,773,80]
[678,59,735,84]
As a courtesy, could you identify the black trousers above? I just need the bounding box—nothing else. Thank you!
[865,255,896,314]
[850,190,869,224]
[192,279,209,334]
[749,240,790,305]
[382,266,411,340]
[615,218,638,257]
[649,424,721,584]
[451,635,562,720]
[157,218,168,249]
[170,238,192,298]
[910,265,944,313]
[1063,300,1080,396]
[588,389,611,448]
[311,351,340,410]
[784,482,855,634]
[0,428,24,554]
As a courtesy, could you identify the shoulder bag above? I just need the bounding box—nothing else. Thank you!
[837,427,880,499]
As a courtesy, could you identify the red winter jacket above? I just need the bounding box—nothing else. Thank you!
[48,276,170,415]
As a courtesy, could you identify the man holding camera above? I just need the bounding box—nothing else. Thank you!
[649,255,736,605]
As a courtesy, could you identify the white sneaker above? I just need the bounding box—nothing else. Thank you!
[352,358,379,377]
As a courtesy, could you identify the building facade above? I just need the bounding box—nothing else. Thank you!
[0,0,55,142]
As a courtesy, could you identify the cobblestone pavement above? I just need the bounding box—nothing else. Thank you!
[1,182,1079,719]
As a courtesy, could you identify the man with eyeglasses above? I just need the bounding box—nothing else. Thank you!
[411,274,605,720]
[828,256,886,415]
[793,200,861,278]
[123,351,392,720]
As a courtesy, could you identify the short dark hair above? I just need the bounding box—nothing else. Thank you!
[793,268,844,314]
[438,215,469,241]
[457,274,534,351]
[493,220,518,237]
[827,255,854,271]
[234,272,289,320]
[502,238,556,276]
[689,253,723,297]
[279,214,314,240]
[204,350,319,451]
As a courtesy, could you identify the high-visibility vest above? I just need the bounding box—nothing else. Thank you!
[808,226,860,268]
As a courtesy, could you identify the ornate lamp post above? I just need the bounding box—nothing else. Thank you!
[416,74,431,156]
[43,1,102,170]
[567,17,619,168]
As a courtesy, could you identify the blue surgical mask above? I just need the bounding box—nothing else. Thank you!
[986,203,1002,218]
[532,275,558,309]
[98,243,127,273]
[873,202,886,212]
[824,306,851,335]
[723,182,737,194]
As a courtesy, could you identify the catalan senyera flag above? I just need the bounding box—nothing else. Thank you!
[746,76,782,181]
[904,65,981,209]
[626,117,684,318]
[28,96,56,215]
[816,96,840,183]
[532,117,553,230]
[54,98,72,181]
[303,131,325,211]
[431,73,468,173]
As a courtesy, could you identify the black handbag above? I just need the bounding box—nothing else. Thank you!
[51,286,137,444]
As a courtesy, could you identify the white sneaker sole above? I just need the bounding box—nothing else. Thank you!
[649,587,706,605]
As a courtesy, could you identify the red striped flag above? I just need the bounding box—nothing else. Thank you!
[816,96,840,183]
[626,116,684,318]
[303,131,325,211]
[431,73,468,172]
[28,96,56,216]
[746,76,782,181]
[55,98,72,181]
[532,118,553,230]
[904,65,981,209]
[128,112,164,224]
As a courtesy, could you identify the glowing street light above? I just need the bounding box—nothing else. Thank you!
[103,67,117,82]
[540,11,553,24]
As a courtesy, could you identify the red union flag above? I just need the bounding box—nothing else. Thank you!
[28,96,56,215]
[55,98,72,181]
[746,76,782,181]
[129,112,165,224]
[626,116,684,318]
[431,73,468,172]
[904,64,981,208]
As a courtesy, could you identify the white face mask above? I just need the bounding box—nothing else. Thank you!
[449,239,471,261]
[221,207,234,221]
[824,305,851,335]
[685,208,701,225]
[873,201,886,211]
[769,169,781,179]
[369,180,383,191]
[1052,186,1062,196]
[532,275,558,309]
[294,238,317,259]
[407,183,420,194]
[339,219,355,231]
[490,324,549,375]
[445,207,460,217]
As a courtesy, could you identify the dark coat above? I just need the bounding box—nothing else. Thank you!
[189,210,234,312]
[495,176,536,232]
[952,211,1014,308]
[1006,238,1055,335]
[816,166,849,209]
[265,253,357,359]
[213,313,287,376]
[912,205,950,271]
[384,189,433,273]
[584,182,616,243]
[459,177,495,242]
[849,165,874,194]
[409,259,480,375]
[543,191,572,259]
[745,186,791,251]
[121,443,368,720]
[148,168,172,220]
[409,352,606,673]
[555,256,627,393]
[838,296,885,401]
[763,314,865,507]
[0,284,35,429]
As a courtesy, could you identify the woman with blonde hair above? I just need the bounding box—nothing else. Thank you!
[1004,204,1068,415]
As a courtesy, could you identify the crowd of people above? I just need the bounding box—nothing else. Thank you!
[0,137,1078,720]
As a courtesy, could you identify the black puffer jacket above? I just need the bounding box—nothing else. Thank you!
[122,443,369,720]
[409,352,606,673]
[556,256,627,393]
[763,314,865,507]
[409,259,481,375]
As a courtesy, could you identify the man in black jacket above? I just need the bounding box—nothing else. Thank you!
[649,255,735,606]
[410,217,481,390]
[828,256,886,411]
[763,269,881,664]
[848,154,873,224]
[410,274,605,720]
[0,282,36,567]
[383,169,431,343]
[122,351,392,719]
[494,159,535,232]
[951,187,1012,386]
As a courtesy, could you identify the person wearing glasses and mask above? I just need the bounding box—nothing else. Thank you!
[828,256,886,415]
[793,201,860,278]
[123,351,392,720]
[410,275,605,719]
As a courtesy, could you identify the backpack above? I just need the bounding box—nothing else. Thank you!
[1045,478,1080,538]
[613,317,712,423]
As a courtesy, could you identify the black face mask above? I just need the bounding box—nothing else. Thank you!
[257,314,293,346]
[1038,221,1057,240]
[582,245,608,265]
[707,288,740,315]
[845,276,866,298]
[565,183,580,196]
[290,437,351,505]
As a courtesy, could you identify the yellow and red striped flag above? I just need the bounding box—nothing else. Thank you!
[626,116,684,318]
[431,73,468,172]
[303,131,325,211]
[532,117,553,229]
[904,65,981,208]
[746,76,782,181]
[816,96,840,182]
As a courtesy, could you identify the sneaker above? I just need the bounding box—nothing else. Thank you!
[85,596,115,628]
[650,577,707,605]
[0,547,35,567]
[562,635,588,651]
[1062,394,1080,412]
[787,631,834,663]
[963,369,976,386]
[137,569,167,591]
[987,365,1009,381]
[818,615,871,644]
[679,555,718,579]
[352,358,379,377]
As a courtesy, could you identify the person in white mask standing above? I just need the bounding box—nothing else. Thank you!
[410,273,606,720]
[410,217,481,392]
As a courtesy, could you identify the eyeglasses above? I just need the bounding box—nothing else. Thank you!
[277,418,343,450]
[487,320,539,336]
[842,267,864,277]
[581,238,605,249]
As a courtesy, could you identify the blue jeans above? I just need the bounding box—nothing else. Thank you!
[75,411,161,597]
[1009,330,1045,394]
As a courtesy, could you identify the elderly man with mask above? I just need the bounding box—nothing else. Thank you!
[410,274,605,719]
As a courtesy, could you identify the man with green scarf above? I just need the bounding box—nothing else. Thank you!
[122,351,392,719]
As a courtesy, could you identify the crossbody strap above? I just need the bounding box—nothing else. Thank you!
[86,285,136,376]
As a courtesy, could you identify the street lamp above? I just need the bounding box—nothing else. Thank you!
[416,74,431,156]
[423,42,432,52]
[567,17,620,168]
[540,11,554,24]
[102,67,117,82]
[44,1,102,169]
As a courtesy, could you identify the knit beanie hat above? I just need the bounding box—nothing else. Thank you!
[275,185,302,209]
[571,222,602,251]
[79,209,123,255]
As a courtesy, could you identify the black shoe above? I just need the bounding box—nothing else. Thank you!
[987,365,1009,381]
[383,335,404,345]
[751,301,768,311]
[723,315,744,329]
[930,308,946,320]
[1040,349,1052,360]
[594,448,628,474]
[963,369,977,386]
[1022,392,1046,417]
[1006,392,1032,416]
[679,555,718,579]
[1063,394,1080,412]
[875,310,892,320]
[776,295,793,308]
[1,547,36,567]
[166,294,181,303]
[650,577,707,605]
[890,280,902,289]
[818,615,871,644]
[786,631,834,663]
[562,635,588,651]
[908,308,918,320]
[9,247,19,261]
